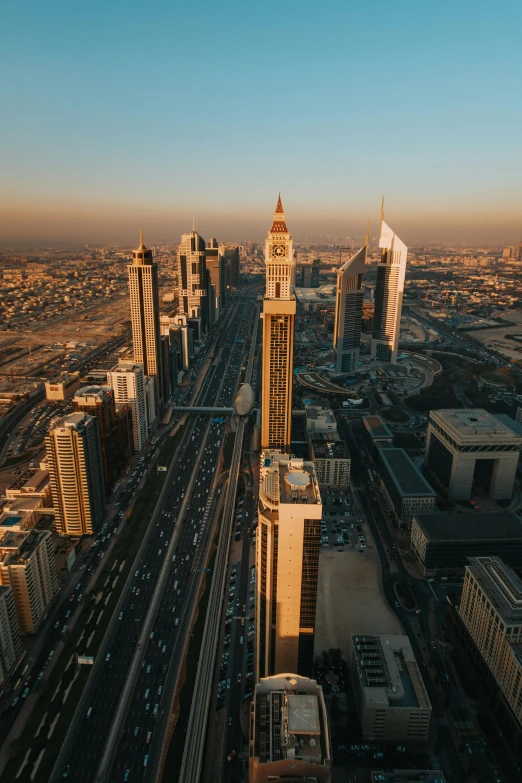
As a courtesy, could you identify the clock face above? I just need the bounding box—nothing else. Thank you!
[271,244,286,258]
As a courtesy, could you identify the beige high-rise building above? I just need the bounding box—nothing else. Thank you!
[46,412,105,537]
[256,452,322,679]
[333,242,367,373]
[459,556,522,727]
[128,231,164,408]
[261,195,296,452]
[248,673,332,783]
[0,530,58,634]
[0,585,23,683]
[107,361,148,452]
[371,203,408,364]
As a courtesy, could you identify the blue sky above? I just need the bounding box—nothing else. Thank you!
[1,0,521,245]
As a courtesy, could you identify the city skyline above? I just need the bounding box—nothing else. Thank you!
[1,1,521,246]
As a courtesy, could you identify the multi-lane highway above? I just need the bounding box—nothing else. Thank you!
[50,295,257,783]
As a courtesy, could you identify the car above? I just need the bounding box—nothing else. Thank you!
[397,745,406,752]
[119,612,123,620]
[62,765,71,778]
[146,731,152,744]
[158,685,163,695]
[11,696,20,707]
[153,704,159,716]
[227,750,236,761]
[134,726,140,736]
[106,653,111,662]
[238,673,242,682]
[147,664,151,673]
[239,636,243,644]
[162,645,166,653]
[144,754,149,767]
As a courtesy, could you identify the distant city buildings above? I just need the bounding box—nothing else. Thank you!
[0,530,58,634]
[425,409,521,501]
[352,634,432,742]
[128,231,164,410]
[248,673,332,782]
[333,243,366,373]
[296,258,321,288]
[371,211,408,364]
[46,412,105,537]
[107,361,148,452]
[256,452,322,678]
[261,196,296,451]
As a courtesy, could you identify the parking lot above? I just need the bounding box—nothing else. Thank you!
[320,489,367,551]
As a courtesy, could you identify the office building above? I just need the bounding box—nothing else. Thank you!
[161,313,194,372]
[261,196,296,452]
[177,229,210,333]
[352,634,432,742]
[144,375,156,430]
[46,412,105,537]
[333,243,366,373]
[128,231,164,409]
[425,409,521,501]
[72,386,118,492]
[45,373,81,401]
[374,447,437,529]
[248,673,332,783]
[311,258,320,287]
[0,530,58,634]
[107,361,148,452]
[115,404,134,467]
[309,438,351,489]
[371,209,408,364]
[459,556,522,729]
[362,415,394,459]
[205,237,223,323]
[410,513,522,576]
[256,452,322,678]
[304,403,339,439]
[222,244,240,291]
[0,585,22,683]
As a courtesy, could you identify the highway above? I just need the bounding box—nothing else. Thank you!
[178,299,260,783]
[50,295,256,783]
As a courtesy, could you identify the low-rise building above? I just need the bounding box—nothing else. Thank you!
[309,438,351,488]
[44,373,81,401]
[0,585,23,684]
[0,530,58,634]
[362,416,394,459]
[352,635,432,743]
[305,403,339,438]
[249,672,332,783]
[411,513,522,576]
[374,448,437,529]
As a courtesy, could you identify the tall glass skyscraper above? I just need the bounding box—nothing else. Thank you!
[333,243,366,373]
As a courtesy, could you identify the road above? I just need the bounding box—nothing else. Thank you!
[50,295,255,783]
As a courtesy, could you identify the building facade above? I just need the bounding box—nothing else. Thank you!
[0,585,23,683]
[0,530,58,634]
[261,197,296,452]
[177,229,210,333]
[352,634,432,743]
[425,409,521,501]
[72,386,119,492]
[309,439,351,489]
[46,412,105,537]
[248,673,332,783]
[256,453,322,679]
[333,243,366,373]
[107,361,148,452]
[371,215,408,364]
[374,447,437,529]
[128,231,164,410]
[459,556,522,729]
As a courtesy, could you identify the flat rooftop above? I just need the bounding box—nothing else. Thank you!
[363,415,394,440]
[414,513,522,542]
[378,448,437,498]
[311,439,350,459]
[467,556,522,624]
[353,634,430,711]
[261,453,321,508]
[430,409,522,444]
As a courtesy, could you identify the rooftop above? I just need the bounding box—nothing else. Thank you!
[310,440,351,459]
[377,448,437,498]
[363,415,394,441]
[466,556,522,624]
[414,513,522,542]
[74,385,114,402]
[352,635,430,711]
[52,411,91,432]
[431,409,522,444]
[0,530,49,565]
[260,453,321,508]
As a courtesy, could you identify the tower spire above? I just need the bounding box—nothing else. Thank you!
[270,193,288,233]
[380,197,385,228]
[139,228,144,249]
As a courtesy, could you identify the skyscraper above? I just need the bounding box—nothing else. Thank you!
[46,413,105,537]
[0,585,22,682]
[333,242,367,373]
[261,195,296,452]
[128,231,164,409]
[72,386,118,492]
[255,452,322,678]
[371,203,408,364]
[177,229,210,333]
[107,361,148,452]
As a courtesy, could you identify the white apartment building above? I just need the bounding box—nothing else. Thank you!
[107,361,148,452]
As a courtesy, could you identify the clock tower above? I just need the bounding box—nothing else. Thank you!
[261,195,296,451]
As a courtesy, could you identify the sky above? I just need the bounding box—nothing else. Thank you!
[1,0,521,247]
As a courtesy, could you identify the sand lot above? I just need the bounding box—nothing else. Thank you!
[314,547,402,661]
